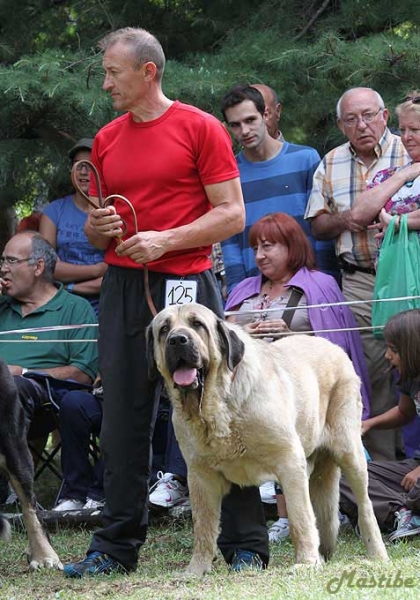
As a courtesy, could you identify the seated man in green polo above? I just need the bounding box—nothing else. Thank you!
[0,231,101,510]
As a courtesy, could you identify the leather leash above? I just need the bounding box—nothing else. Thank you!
[71,160,157,316]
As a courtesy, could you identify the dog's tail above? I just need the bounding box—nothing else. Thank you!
[0,515,11,541]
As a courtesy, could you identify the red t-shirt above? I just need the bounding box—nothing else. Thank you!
[90,101,239,274]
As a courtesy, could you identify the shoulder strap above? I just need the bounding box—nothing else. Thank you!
[282,287,304,328]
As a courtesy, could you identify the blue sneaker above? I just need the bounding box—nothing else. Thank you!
[63,551,126,578]
[388,508,420,542]
[230,549,263,572]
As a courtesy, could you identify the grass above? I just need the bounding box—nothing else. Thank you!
[1,511,420,600]
[1,455,419,599]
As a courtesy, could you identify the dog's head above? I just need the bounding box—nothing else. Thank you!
[146,303,245,391]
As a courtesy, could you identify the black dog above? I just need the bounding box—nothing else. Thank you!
[0,360,62,570]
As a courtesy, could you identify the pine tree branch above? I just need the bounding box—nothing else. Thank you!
[294,0,332,41]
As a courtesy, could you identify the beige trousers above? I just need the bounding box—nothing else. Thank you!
[342,270,400,460]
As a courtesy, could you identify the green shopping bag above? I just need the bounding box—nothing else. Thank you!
[372,214,420,339]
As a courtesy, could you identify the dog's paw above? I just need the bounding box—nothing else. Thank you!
[289,558,323,574]
[27,550,63,571]
[185,560,212,577]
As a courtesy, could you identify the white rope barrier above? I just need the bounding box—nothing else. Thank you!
[224,294,420,317]
[0,294,418,342]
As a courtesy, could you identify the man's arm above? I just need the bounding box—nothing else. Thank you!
[8,364,93,384]
[309,210,364,240]
[305,155,365,241]
[114,177,245,264]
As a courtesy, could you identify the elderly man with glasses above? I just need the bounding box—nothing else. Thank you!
[0,231,101,510]
[305,86,409,461]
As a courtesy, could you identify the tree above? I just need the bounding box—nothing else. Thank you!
[1,0,420,246]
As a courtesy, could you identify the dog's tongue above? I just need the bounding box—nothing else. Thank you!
[173,367,197,387]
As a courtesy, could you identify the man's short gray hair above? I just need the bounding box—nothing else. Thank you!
[336,88,385,119]
[29,233,57,283]
[99,27,166,80]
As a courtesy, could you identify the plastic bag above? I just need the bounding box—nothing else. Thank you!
[372,214,420,338]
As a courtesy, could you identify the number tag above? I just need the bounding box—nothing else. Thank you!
[165,279,198,307]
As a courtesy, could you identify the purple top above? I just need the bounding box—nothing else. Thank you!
[226,267,371,419]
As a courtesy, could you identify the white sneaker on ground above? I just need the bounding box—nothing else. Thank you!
[83,497,105,510]
[168,497,192,519]
[259,481,277,504]
[53,498,84,512]
[268,517,290,542]
[149,472,188,508]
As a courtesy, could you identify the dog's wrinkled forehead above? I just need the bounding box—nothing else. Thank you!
[152,304,216,340]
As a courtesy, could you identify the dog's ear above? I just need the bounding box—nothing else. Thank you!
[146,324,158,381]
[217,319,245,372]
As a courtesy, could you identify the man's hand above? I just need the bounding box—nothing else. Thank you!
[115,231,169,263]
[311,210,365,240]
[401,466,420,491]
[89,206,124,239]
[8,365,26,376]
[341,210,366,233]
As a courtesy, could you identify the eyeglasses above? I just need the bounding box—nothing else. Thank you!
[0,256,34,267]
[72,162,90,172]
[342,108,383,127]
[403,96,420,104]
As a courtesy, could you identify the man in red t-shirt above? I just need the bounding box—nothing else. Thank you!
[64,27,269,578]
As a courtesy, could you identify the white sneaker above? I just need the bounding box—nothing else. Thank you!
[259,481,277,504]
[268,517,290,542]
[84,498,105,510]
[149,472,188,508]
[53,498,84,512]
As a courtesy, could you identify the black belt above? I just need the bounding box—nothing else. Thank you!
[339,259,376,276]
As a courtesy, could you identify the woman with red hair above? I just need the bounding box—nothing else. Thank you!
[226,212,371,543]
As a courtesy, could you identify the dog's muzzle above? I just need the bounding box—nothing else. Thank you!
[165,331,204,389]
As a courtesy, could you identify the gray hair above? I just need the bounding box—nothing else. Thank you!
[29,233,57,283]
[98,27,166,80]
[336,88,385,119]
[396,91,420,120]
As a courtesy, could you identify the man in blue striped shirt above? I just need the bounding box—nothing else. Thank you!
[220,84,331,292]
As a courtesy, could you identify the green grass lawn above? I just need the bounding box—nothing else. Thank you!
[1,514,420,600]
[1,455,418,599]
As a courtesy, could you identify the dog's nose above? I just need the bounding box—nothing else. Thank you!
[169,333,189,346]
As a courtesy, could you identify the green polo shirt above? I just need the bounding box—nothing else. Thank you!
[0,284,98,380]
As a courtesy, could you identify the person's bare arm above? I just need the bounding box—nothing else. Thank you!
[40,214,107,282]
[39,214,58,248]
[362,394,416,435]
[351,163,420,226]
[54,262,107,283]
[8,364,93,384]
[72,277,104,296]
[309,210,364,240]
[114,177,245,264]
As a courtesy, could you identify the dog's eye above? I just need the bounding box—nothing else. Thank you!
[192,320,203,329]
[159,325,169,335]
